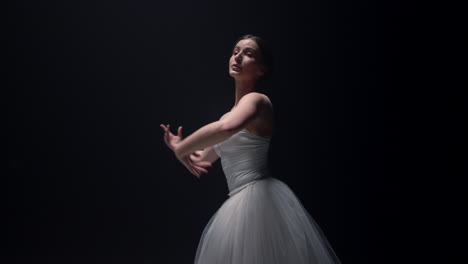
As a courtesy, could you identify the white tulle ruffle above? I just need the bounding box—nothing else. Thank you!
[194,177,341,264]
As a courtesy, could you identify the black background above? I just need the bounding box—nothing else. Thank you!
[7,0,465,263]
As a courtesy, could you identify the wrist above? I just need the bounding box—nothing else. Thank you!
[174,143,183,158]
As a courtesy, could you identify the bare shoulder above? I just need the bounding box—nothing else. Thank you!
[219,92,272,121]
[241,92,272,107]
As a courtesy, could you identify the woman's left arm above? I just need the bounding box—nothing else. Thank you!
[174,93,267,158]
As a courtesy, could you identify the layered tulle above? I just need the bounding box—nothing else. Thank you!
[194,177,341,264]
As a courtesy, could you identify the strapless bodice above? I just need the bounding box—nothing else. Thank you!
[214,128,271,195]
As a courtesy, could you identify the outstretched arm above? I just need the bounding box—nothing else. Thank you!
[173,92,267,158]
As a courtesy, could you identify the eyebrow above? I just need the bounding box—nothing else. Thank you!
[233,46,257,52]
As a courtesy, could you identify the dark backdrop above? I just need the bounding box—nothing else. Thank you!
[7,0,464,263]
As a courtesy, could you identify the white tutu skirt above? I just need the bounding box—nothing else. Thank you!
[194,177,341,264]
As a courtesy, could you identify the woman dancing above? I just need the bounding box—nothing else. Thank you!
[161,34,341,264]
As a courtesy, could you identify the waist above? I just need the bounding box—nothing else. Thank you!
[227,177,271,197]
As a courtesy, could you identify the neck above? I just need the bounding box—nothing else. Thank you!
[234,78,258,107]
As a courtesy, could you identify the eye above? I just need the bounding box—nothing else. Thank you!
[246,52,253,57]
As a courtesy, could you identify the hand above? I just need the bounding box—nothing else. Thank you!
[160,124,182,151]
[160,124,212,178]
[176,153,212,179]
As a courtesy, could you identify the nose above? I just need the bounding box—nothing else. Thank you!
[234,52,242,63]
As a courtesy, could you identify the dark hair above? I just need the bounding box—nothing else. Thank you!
[235,34,274,81]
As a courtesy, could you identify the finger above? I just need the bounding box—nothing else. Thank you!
[161,124,169,135]
[164,128,170,142]
[191,165,207,176]
[191,167,201,178]
[194,161,212,167]
[187,166,198,177]
[183,161,198,177]
[193,166,208,174]
[161,125,170,139]
[190,151,203,158]
[165,128,174,139]
[178,126,183,137]
[186,158,201,178]
[190,160,209,173]
[165,131,172,146]
[190,154,199,161]
[189,158,209,170]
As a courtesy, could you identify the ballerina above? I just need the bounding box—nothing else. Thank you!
[161,34,341,264]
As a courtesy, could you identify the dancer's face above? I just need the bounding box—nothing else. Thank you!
[229,39,265,81]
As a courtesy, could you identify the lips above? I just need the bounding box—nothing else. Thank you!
[232,64,241,71]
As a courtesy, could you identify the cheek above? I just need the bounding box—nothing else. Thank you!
[244,60,260,70]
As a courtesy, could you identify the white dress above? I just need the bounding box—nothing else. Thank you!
[194,128,341,264]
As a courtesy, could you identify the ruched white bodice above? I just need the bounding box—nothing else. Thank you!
[214,128,271,196]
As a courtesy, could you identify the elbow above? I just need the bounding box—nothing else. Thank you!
[219,120,243,136]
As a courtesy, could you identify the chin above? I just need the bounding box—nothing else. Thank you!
[229,71,241,78]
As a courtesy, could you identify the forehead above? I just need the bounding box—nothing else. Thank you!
[234,39,259,50]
